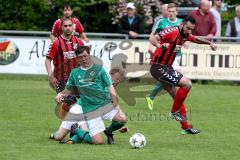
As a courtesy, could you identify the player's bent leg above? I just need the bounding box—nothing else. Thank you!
[103,105,127,144]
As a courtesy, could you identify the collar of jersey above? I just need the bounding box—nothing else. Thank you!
[80,63,93,70]
[167,18,178,24]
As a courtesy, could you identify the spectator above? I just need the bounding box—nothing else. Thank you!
[210,0,222,37]
[226,5,240,41]
[118,2,144,38]
[189,0,216,39]
[153,4,169,24]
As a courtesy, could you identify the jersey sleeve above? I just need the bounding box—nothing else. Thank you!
[100,68,112,88]
[75,18,84,34]
[66,70,75,90]
[51,19,61,37]
[46,39,58,60]
[158,27,178,41]
[187,34,196,42]
[76,37,84,46]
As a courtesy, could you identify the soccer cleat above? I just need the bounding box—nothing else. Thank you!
[104,128,114,144]
[181,127,201,135]
[171,111,186,122]
[70,123,79,137]
[146,95,154,110]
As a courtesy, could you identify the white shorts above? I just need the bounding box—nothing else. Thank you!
[87,103,118,137]
[60,104,86,130]
[172,55,181,70]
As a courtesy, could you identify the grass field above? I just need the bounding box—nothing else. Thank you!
[0,75,239,160]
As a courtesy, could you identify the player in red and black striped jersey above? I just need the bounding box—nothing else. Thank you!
[45,18,84,93]
[50,4,89,42]
[150,16,217,134]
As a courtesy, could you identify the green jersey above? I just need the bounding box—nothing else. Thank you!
[66,64,112,113]
[153,18,183,33]
[152,18,183,56]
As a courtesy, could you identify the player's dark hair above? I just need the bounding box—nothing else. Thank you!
[63,4,72,10]
[76,46,91,55]
[183,16,196,24]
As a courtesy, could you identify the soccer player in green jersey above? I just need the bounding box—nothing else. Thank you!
[146,3,186,110]
[55,46,127,144]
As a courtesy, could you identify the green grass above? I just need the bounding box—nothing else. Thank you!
[0,75,239,160]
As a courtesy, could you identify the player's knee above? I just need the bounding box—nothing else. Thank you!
[93,139,103,145]
[54,133,64,141]
[185,80,192,90]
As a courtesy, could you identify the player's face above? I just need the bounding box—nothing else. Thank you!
[77,51,91,67]
[168,7,177,21]
[62,20,73,36]
[63,7,72,18]
[111,72,123,87]
[182,22,195,35]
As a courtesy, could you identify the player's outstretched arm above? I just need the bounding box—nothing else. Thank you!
[193,36,217,51]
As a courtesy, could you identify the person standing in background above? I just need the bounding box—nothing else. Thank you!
[210,0,222,37]
[226,5,240,42]
[189,0,216,39]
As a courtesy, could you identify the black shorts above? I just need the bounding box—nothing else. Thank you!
[150,64,183,86]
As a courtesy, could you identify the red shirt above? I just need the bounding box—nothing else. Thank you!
[189,9,216,36]
[47,35,84,81]
[151,26,196,66]
[51,17,84,37]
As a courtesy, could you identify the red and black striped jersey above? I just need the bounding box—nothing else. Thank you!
[150,26,196,66]
[47,35,84,81]
[51,17,84,38]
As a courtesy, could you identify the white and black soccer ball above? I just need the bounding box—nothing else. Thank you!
[129,133,146,149]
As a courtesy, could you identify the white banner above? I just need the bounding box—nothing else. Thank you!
[0,36,240,80]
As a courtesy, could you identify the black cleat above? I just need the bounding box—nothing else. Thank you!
[171,111,186,122]
[182,127,201,135]
[70,123,79,138]
[104,128,114,144]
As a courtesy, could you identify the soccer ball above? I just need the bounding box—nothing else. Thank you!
[129,133,146,149]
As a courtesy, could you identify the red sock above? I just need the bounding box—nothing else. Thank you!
[171,87,190,113]
[179,104,191,129]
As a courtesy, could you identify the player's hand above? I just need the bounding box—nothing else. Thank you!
[210,43,217,51]
[49,74,57,89]
[55,92,64,103]
[161,43,170,48]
